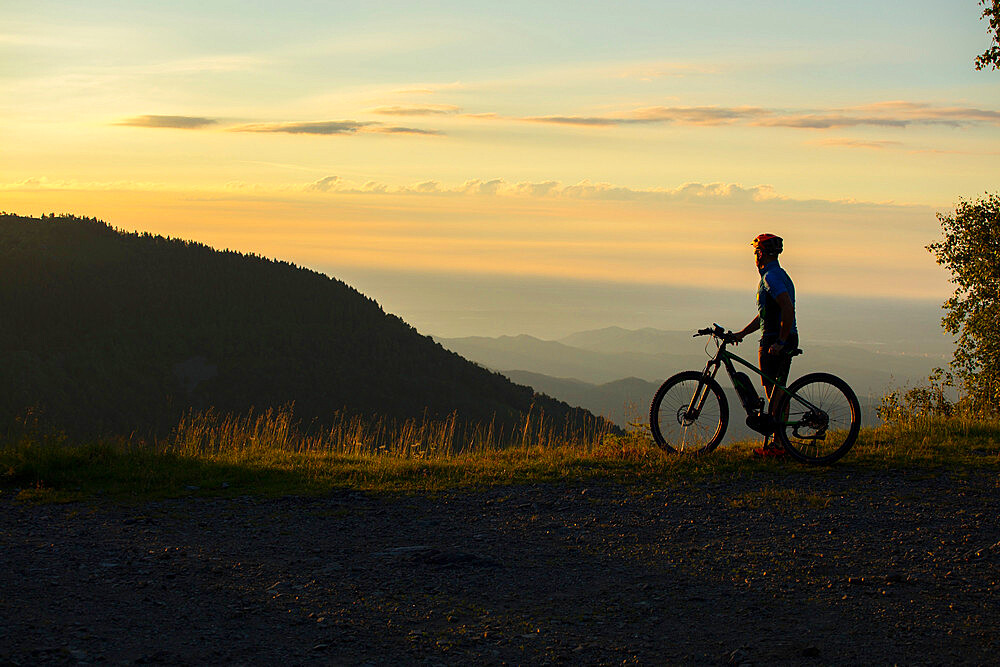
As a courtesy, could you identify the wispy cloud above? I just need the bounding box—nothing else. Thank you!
[753,114,909,129]
[813,138,904,150]
[754,103,1000,129]
[376,126,444,135]
[231,120,377,135]
[632,106,769,125]
[522,106,768,127]
[369,104,460,116]
[115,115,220,129]
[113,118,446,137]
[303,176,784,203]
[523,116,633,126]
[854,101,1000,124]
[2,175,927,213]
[509,101,1000,130]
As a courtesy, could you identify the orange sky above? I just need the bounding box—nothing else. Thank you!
[2,1,997,335]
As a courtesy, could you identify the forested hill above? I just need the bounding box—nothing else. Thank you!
[0,213,601,437]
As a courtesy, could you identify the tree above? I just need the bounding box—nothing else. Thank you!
[926,193,1000,415]
[976,0,1000,70]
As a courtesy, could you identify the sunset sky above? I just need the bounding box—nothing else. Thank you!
[3,1,998,338]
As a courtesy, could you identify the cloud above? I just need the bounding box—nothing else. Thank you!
[753,115,910,129]
[523,116,632,126]
[231,120,377,135]
[507,101,1000,131]
[631,106,770,125]
[307,176,341,192]
[854,101,1000,124]
[749,102,1000,129]
[230,120,443,136]
[115,115,219,129]
[413,181,441,193]
[302,176,785,203]
[813,138,904,150]
[521,106,769,127]
[459,179,505,195]
[373,126,444,135]
[115,115,442,137]
[369,104,460,116]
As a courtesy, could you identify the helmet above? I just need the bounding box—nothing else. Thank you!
[751,233,783,255]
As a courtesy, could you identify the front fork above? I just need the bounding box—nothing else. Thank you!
[684,361,722,420]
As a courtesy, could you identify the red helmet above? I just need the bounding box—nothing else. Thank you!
[751,233,783,255]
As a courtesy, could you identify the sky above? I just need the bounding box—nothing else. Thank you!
[3,1,998,340]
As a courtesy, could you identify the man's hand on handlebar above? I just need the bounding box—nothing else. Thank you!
[694,325,744,345]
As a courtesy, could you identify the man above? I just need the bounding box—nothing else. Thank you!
[732,233,797,457]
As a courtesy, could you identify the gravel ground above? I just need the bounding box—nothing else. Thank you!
[1,468,998,665]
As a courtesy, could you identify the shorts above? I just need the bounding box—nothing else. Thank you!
[759,333,798,397]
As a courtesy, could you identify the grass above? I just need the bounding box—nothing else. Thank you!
[1,408,998,503]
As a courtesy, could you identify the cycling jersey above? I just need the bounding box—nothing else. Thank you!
[757,260,797,338]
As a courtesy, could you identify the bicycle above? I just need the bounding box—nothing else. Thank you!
[649,324,861,464]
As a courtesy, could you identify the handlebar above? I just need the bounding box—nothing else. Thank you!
[693,324,802,355]
[693,323,737,344]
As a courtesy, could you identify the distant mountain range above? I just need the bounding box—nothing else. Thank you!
[0,214,603,438]
[437,326,945,429]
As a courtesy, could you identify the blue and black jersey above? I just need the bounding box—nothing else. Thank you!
[757,260,797,338]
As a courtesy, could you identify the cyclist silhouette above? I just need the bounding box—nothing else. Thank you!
[732,233,797,457]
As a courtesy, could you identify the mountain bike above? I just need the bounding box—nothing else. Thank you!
[649,324,861,464]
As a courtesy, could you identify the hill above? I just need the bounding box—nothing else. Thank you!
[0,213,601,438]
[438,326,938,434]
[438,326,940,394]
[501,370,658,425]
[432,333,695,385]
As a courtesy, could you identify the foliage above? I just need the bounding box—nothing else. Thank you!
[876,375,955,426]
[976,0,1000,70]
[0,213,606,441]
[926,194,1000,416]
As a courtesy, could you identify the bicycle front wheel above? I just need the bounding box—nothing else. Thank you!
[773,372,861,465]
[649,371,729,454]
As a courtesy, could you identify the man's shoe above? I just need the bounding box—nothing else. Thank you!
[753,442,787,458]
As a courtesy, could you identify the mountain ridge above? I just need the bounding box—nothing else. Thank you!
[0,213,603,438]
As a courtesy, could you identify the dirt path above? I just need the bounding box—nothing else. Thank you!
[2,469,998,665]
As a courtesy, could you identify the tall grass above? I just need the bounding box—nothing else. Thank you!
[1,406,635,501]
[4,403,997,503]
[169,404,615,460]
[857,411,1000,467]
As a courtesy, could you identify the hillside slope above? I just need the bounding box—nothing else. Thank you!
[0,214,600,437]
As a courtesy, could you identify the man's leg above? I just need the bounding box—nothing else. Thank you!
[754,343,787,457]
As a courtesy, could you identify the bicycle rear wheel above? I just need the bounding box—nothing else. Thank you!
[649,371,729,454]
[773,372,860,465]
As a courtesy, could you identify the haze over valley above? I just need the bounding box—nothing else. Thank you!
[436,321,947,433]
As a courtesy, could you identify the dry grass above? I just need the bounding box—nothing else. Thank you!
[2,407,997,503]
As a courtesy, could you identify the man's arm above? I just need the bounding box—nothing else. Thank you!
[733,317,760,344]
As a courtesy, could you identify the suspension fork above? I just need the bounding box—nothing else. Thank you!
[684,359,723,419]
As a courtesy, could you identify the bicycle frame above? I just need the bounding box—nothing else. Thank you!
[686,336,821,420]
